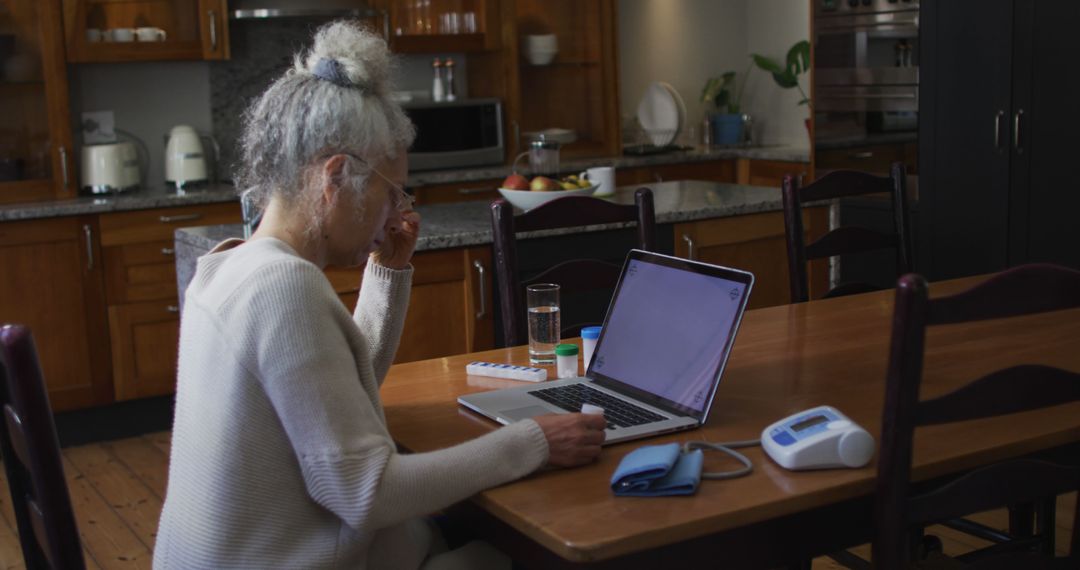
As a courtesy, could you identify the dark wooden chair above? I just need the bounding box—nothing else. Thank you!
[782,162,913,303]
[873,265,1080,569]
[491,188,656,347]
[0,324,85,569]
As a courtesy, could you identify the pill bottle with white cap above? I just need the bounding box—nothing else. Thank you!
[580,326,601,371]
[555,344,579,379]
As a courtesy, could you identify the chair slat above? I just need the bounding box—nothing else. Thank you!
[3,405,29,469]
[28,500,53,568]
[928,264,1080,325]
[804,226,898,260]
[514,195,644,233]
[916,365,1080,426]
[907,460,1080,527]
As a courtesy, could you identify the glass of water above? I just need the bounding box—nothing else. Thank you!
[526,283,560,365]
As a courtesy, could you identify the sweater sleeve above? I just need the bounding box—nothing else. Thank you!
[354,261,413,384]
[229,260,549,536]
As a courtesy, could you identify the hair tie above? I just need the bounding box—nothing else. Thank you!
[312,58,354,88]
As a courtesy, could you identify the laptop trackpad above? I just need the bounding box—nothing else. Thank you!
[500,405,553,421]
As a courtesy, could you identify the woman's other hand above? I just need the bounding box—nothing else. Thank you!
[533,413,606,467]
[373,210,420,270]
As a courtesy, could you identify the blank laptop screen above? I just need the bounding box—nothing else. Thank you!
[589,255,750,416]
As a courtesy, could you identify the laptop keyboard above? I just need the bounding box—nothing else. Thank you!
[528,384,667,429]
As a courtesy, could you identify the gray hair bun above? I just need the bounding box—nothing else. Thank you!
[300,21,389,94]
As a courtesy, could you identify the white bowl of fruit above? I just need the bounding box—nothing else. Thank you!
[497,173,597,211]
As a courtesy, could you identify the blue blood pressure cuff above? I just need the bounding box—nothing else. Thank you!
[610,443,703,497]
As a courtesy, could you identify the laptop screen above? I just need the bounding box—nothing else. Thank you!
[588,250,753,421]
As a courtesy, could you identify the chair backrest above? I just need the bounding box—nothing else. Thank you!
[873,265,1080,569]
[782,162,913,303]
[0,325,85,570]
[491,188,656,347]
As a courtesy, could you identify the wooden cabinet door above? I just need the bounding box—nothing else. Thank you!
[198,0,229,60]
[674,208,829,309]
[108,300,180,400]
[735,159,810,188]
[0,217,111,410]
[61,0,228,62]
[386,0,499,52]
[1,0,75,204]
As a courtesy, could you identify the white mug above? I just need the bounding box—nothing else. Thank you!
[108,28,135,42]
[135,27,167,42]
[582,166,616,197]
[85,28,103,43]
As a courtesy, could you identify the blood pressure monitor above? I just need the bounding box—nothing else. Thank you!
[761,406,875,470]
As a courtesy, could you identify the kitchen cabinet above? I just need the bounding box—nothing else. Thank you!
[333,246,495,363]
[0,216,112,411]
[816,144,915,177]
[0,0,76,204]
[60,0,229,63]
[734,159,810,188]
[383,0,499,53]
[468,0,620,162]
[674,208,829,309]
[99,202,240,401]
[919,1,1080,278]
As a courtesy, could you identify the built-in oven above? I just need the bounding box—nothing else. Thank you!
[403,98,504,172]
[813,0,919,142]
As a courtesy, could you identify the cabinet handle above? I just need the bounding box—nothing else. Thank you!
[848,151,874,159]
[682,234,695,260]
[59,146,69,188]
[83,224,94,270]
[166,305,180,313]
[159,213,202,223]
[472,260,486,319]
[993,110,1005,151]
[208,9,218,52]
[1014,108,1024,153]
[457,186,494,195]
[161,247,175,256]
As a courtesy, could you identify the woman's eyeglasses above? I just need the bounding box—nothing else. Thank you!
[331,152,414,212]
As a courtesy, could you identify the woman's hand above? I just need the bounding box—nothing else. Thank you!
[372,210,420,270]
[533,413,607,467]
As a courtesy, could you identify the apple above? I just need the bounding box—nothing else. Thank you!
[501,173,529,190]
[530,176,559,192]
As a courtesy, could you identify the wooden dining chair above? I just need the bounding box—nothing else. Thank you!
[0,324,86,570]
[873,265,1080,569]
[491,188,656,347]
[782,162,912,303]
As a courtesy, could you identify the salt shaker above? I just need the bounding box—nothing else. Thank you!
[444,57,457,102]
[555,344,579,379]
[431,57,445,102]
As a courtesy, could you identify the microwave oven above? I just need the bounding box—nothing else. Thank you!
[403,98,504,172]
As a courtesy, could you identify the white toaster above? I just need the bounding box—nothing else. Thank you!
[81,142,141,194]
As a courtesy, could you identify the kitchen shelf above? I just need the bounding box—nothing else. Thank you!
[521,60,601,68]
[67,40,204,62]
[391,32,489,53]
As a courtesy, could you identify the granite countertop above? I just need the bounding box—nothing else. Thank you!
[176,180,790,254]
[1,145,808,223]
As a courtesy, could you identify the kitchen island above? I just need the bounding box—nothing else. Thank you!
[175,181,829,364]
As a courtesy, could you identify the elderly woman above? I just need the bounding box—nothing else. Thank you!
[154,21,606,569]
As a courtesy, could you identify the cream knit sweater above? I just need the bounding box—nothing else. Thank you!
[154,238,549,569]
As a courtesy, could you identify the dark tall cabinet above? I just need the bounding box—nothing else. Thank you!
[919,0,1080,279]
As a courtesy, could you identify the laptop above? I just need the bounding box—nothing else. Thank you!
[458,249,754,445]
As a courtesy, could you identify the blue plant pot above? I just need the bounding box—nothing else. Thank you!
[710,114,745,146]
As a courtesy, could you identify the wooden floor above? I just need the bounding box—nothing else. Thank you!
[0,432,1074,569]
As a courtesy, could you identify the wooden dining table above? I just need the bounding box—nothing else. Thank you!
[379,274,1080,569]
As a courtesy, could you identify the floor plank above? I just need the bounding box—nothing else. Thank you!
[101,438,169,501]
[60,455,152,569]
[141,432,171,460]
[64,445,163,551]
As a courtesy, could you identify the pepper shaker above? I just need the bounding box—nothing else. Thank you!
[444,57,457,102]
[431,57,445,102]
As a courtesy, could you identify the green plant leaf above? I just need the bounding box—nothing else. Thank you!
[700,77,722,103]
[785,40,810,76]
[752,53,783,75]
[772,70,798,89]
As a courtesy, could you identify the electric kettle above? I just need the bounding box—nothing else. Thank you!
[164,125,211,188]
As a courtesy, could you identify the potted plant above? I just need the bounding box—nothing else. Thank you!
[700,69,749,145]
[751,40,812,135]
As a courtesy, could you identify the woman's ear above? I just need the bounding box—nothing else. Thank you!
[320,154,349,207]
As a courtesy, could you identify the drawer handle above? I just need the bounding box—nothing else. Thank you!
[472,260,486,319]
[159,214,202,223]
[83,224,94,270]
[161,247,175,256]
[458,186,494,195]
[166,305,180,313]
[848,151,874,159]
[682,234,695,261]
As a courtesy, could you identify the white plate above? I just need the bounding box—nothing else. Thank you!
[497,184,597,211]
[659,82,687,136]
[636,82,679,147]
